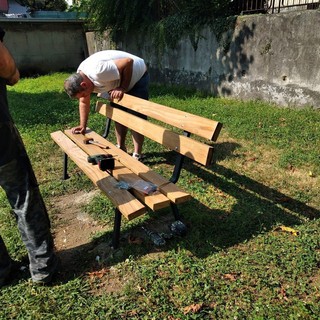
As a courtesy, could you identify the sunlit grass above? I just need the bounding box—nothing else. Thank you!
[0,74,319,319]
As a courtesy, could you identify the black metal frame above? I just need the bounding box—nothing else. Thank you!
[62,153,69,180]
[236,0,320,15]
[112,208,122,249]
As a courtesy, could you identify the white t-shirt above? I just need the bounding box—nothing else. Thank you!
[77,50,147,93]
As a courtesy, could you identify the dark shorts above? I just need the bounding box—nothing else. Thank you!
[111,71,150,119]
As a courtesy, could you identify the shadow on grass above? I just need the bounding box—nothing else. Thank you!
[142,142,319,255]
[181,162,319,257]
[50,141,319,284]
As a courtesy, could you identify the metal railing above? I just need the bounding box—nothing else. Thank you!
[235,0,320,14]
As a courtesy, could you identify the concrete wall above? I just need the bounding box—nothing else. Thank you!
[0,18,88,75]
[85,30,115,56]
[1,10,319,109]
[88,10,320,109]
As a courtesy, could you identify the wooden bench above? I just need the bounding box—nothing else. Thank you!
[51,94,222,248]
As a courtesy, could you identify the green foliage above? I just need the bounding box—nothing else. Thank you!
[77,0,235,51]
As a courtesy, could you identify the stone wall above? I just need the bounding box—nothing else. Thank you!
[88,10,320,109]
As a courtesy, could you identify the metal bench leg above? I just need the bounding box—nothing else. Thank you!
[112,208,122,249]
[170,131,190,183]
[102,118,111,138]
[170,203,181,221]
[62,153,69,180]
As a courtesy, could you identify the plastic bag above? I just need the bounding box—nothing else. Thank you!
[115,180,157,195]
[115,181,130,190]
[132,180,157,195]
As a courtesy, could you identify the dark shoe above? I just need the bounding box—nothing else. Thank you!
[0,259,29,288]
[0,273,11,288]
[32,256,61,286]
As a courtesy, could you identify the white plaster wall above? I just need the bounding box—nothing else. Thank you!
[113,10,320,109]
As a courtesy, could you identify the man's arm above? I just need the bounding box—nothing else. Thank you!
[72,95,91,134]
[109,58,133,100]
[0,41,20,86]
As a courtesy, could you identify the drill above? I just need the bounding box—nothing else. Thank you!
[87,154,115,171]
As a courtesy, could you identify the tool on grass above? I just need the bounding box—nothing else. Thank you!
[141,226,166,246]
[87,154,115,171]
[157,221,187,241]
[170,220,187,236]
[83,137,109,149]
[141,221,187,246]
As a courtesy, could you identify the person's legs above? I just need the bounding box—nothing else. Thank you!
[114,122,128,152]
[110,72,149,157]
[0,123,58,284]
[128,72,150,157]
[131,131,144,156]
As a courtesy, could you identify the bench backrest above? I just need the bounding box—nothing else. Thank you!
[96,94,222,167]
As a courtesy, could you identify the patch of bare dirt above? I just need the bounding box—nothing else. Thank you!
[51,190,108,271]
[87,266,132,294]
[50,190,180,287]
[52,190,103,249]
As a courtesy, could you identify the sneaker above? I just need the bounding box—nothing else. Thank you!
[132,153,145,161]
[115,144,127,153]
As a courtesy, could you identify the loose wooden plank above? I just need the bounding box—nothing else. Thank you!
[68,129,191,204]
[96,102,214,166]
[64,129,171,211]
[51,131,146,220]
[96,94,222,141]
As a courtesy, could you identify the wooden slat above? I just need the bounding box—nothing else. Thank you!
[96,103,214,166]
[67,129,191,204]
[51,131,146,220]
[64,129,171,211]
[96,94,222,141]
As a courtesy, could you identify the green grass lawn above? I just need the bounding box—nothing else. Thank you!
[0,73,319,319]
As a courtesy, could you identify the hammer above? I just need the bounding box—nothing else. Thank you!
[83,137,109,149]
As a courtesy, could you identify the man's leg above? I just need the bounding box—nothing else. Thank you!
[0,124,58,284]
[131,131,144,155]
[128,72,150,158]
[0,237,12,286]
[116,119,144,157]
[115,122,128,151]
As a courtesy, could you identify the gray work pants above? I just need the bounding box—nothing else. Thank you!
[0,122,57,283]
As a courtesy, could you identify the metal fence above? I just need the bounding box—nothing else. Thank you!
[235,0,320,14]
